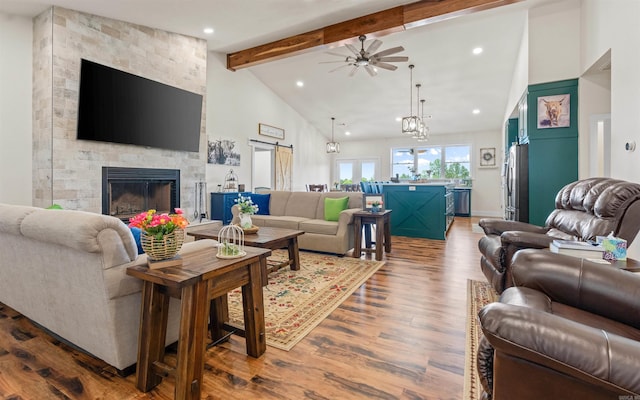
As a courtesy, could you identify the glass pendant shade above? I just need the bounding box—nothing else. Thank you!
[326,117,340,153]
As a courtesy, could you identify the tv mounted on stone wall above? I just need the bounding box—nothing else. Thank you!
[77,59,202,152]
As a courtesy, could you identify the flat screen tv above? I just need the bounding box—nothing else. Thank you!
[77,59,202,152]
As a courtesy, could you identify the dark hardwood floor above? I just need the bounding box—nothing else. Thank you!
[0,217,487,399]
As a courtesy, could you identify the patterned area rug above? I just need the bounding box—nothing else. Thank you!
[227,250,384,351]
[464,279,499,400]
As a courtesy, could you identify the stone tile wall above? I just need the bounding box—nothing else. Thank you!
[33,7,207,217]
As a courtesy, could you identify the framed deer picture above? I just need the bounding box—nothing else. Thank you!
[537,94,570,129]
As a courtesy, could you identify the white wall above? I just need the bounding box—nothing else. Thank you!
[206,52,330,193]
[580,0,640,258]
[336,128,503,217]
[0,13,32,205]
[528,0,582,84]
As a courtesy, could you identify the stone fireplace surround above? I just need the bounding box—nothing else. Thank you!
[32,7,207,215]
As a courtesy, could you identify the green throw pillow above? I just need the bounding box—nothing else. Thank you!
[324,196,349,222]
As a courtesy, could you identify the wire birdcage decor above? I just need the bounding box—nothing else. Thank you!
[216,224,246,259]
[223,169,238,192]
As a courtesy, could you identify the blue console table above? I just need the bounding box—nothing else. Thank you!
[210,192,251,225]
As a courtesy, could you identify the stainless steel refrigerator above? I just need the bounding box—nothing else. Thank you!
[504,143,529,222]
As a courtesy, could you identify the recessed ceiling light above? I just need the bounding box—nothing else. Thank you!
[473,47,483,55]
[203,28,214,34]
[296,81,304,87]
[472,109,480,114]
[395,117,402,122]
[345,131,351,136]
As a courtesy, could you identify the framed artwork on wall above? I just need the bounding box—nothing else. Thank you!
[208,139,240,165]
[537,94,570,128]
[479,147,496,168]
[259,123,285,140]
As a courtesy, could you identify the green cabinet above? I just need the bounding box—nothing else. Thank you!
[383,184,453,240]
[505,117,519,154]
[518,78,579,226]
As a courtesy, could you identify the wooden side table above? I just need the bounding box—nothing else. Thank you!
[352,210,392,261]
[126,246,271,400]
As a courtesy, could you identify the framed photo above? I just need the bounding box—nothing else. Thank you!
[479,147,496,168]
[259,123,285,140]
[537,94,570,129]
[363,194,385,212]
[207,139,240,165]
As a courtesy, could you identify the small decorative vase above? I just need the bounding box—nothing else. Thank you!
[371,205,381,213]
[239,212,253,229]
[140,228,184,261]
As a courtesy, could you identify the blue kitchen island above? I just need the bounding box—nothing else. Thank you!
[383,183,454,240]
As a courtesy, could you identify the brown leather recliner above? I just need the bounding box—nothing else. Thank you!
[477,249,640,399]
[478,177,640,293]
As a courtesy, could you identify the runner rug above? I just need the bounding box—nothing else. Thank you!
[226,250,384,351]
[463,279,499,400]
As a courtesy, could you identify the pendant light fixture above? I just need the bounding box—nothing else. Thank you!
[416,98,430,142]
[401,64,421,136]
[412,83,425,139]
[326,117,340,153]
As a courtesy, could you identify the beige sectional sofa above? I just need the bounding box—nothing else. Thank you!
[232,191,363,255]
[0,203,218,371]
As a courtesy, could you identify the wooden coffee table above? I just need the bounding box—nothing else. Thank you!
[188,225,304,273]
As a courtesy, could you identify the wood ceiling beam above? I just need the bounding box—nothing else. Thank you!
[226,0,522,71]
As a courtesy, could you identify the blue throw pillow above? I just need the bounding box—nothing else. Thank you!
[249,193,270,215]
[129,226,145,254]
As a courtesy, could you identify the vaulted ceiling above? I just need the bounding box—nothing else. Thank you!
[1,0,553,141]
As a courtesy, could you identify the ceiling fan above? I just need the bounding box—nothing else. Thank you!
[321,35,408,77]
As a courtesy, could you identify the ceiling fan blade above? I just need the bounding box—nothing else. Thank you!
[344,43,361,57]
[374,62,398,71]
[364,39,382,56]
[372,46,405,58]
[365,65,377,77]
[328,63,351,73]
[348,65,359,77]
[325,51,349,58]
[375,56,409,63]
[319,60,349,64]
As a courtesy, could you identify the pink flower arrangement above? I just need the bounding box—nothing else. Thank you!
[129,208,189,240]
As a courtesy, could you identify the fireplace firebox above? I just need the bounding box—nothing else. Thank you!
[102,167,180,221]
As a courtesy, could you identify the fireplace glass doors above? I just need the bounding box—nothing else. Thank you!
[102,167,180,221]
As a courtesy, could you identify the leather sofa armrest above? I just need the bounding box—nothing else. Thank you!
[511,249,640,328]
[479,302,640,394]
[479,218,548,236]
[500,231,554,249]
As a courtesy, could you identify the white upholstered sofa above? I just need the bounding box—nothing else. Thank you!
[231,191,363,255]
[0,203,218,371]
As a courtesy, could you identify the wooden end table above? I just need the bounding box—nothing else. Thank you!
[126,246,271,400]
[352,210,392,261]
[187,226,304,347]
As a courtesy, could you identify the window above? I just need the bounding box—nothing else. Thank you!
[392,145,471,180]
[361,161,376,182]
[338,161,353,184]
[336,159,380,184]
